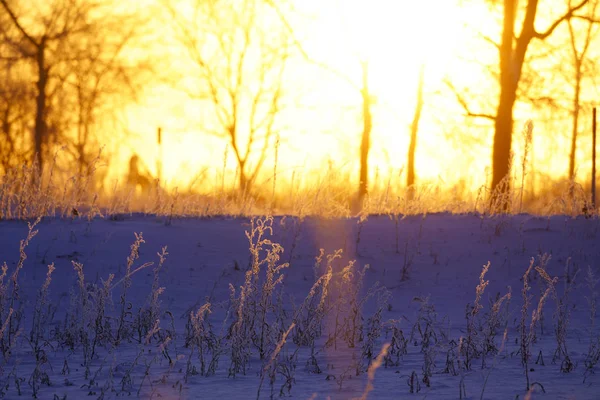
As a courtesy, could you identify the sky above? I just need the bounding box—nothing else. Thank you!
[113,0,599,194]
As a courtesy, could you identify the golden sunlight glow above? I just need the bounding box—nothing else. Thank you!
[111,0,595,198]
[117,0,495,191]
[295,0,488,182]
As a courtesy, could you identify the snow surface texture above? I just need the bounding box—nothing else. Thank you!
[0,213,599,399]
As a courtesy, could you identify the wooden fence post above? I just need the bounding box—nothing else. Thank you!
[157,127,163,186]
[593,107,597,209]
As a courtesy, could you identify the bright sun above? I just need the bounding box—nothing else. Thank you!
[291,0,472,181]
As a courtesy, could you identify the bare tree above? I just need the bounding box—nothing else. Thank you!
[564,0,600,182]
[0,51,33,171]
[0,0,150,192]
[264,0,377,211]
[487,0,589,206]
[0,0,96,171]
[407,64,425,200]
[63,13,148,178]
[358,61,373,210]
[164,0,291,194]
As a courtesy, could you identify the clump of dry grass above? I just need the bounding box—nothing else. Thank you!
[1,143,598,220]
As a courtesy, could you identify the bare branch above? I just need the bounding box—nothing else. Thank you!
[571,14,600,23]
[533,0,589,39]
[478,32,501,50]
[444,79,496,121]
[162,0,292,191]
[0,0,39,48]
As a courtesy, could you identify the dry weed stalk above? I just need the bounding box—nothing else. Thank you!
[462,262,490,370]
[520,257,553,391]
[536,256,576,372]
[356,343,390,400]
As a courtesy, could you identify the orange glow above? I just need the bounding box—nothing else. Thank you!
[120,0,481,188]
[108,0,598,198]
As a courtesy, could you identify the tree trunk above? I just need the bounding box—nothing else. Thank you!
[490,0,584,208]
[569,71,581,181]
[490,0,519,210]
[239,169,249,194]
[358,61,372,211]
[491,90,516,196]
[34,39,48,173]
[407,65,425,201]
[237,156,251,196]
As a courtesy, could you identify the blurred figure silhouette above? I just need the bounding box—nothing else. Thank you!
[127,154,153,193]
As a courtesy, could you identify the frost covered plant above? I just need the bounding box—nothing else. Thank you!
[62,234,154,363]
[362,289,390,369]
[137,321,173,397]
[29,264,56,360]
[519,120,533,213]
[520,259,534,390]
[185,302,225,380]
[228,216,289,376]
[185,303,211,379]
[410,296,439,354]
[0,269,15,363]
[293,250,335,348]
[442,339,459,376]
[520,258,553,391]
[480,328,508,400]
[71,261,93,378]
[0,218,40,358]
[422,344,436,387]
[63,260,115,377]
[481,287,512,366]
[384,321,408,368]
[339,262,371,349]
[256,241,289,360]
[324,258,373,350]
[533,253,552,338]
[536,257,575,372]
[276,349,298,397]
[116,232,150,344]
[400,240,415,282]
[285,216,304,267]
[358,343,390,400]
[256,322,295,400]
[406,370,421,394]
[355,211,368,256]
[462,262,490,370]
[328,260,354,349]
[584,267,600,379]
[228,283,252,377]
[292,252,335,377]
[291,257,336,375]
[137,247,168,342]
[91,273,115,357]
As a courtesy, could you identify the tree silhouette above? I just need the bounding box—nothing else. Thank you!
[265,0,377,212]
[407,65,425,201]
[164,0,292,195]
[0,50,33,171]
[564,0,600,182]
[0,0,94,171]
[489,0,589,207]
[0,0,145,177]
[358,61,373,211]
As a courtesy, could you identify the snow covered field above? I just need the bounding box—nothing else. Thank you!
[0,213,599,399]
